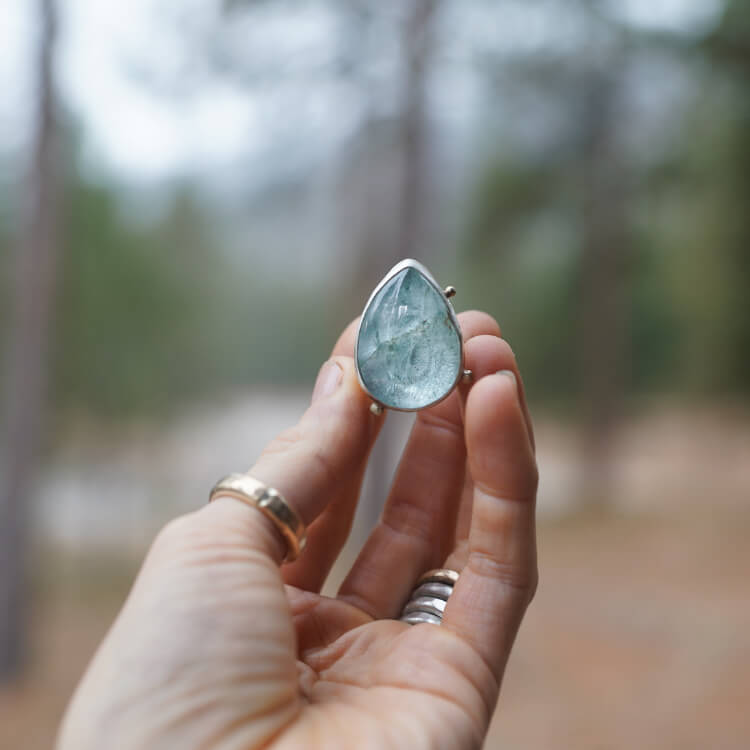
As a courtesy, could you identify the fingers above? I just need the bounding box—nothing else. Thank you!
[331,317,360,357]
[251,356,376,526]
[337,312,503,618]
[282,317,381,591]
[281,458,370,592]
[451,337,532,551]
[441,371,538,681]
[207,353,379,565]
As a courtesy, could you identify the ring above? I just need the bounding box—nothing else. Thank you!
[399,568,460,626]
[355,259,472,416]
[209,473,307,562]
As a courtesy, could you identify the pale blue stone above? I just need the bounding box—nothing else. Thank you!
[357,267,462,410]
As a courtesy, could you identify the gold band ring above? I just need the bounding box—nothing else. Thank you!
[209,473,307,562]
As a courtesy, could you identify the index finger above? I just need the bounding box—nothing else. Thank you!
[331,317,360,357]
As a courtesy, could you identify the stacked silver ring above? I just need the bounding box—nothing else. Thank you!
[399,568,460,626]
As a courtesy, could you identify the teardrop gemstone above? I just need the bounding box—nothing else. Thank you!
[356,264,462,410]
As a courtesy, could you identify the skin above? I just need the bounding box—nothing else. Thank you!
[58,311,538,750]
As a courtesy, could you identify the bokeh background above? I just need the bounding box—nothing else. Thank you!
[1,0,749,747]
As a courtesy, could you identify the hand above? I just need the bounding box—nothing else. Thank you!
[58,312,538,750]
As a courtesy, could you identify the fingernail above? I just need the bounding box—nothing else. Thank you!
[312,361,343,402]
[497,369,516,386]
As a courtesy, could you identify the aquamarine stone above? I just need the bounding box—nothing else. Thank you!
[356,266,462,410]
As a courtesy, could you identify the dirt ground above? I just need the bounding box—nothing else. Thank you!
[1,505,748,749]
[487,508,750,749]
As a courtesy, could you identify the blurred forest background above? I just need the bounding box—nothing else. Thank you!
[1,0,749,748]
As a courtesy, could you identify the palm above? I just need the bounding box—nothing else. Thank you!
[278,588,487,750]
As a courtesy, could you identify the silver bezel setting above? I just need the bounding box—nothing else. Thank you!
[354,258,464,413]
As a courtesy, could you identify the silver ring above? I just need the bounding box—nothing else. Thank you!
[412,581,453,600]
[402,596,448,618]
[401,611,442,626]
[399,568,460,626]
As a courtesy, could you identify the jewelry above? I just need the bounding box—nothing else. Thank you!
[209,473,307,562]
[399,568,460,626]
[355,259,472,415]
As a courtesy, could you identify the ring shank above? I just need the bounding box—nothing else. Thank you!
[400,568,460,626]
[209,473,306,562]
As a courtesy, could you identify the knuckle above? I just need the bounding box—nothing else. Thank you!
[149,514,199,562]
[528,565,539,603]
[528,460,540,496]
[459,310,502,338]
[156,513,195,546]
[152,509,220,556]
[262,425,305,457]
[467,550,538,601]
[496,337,518,367]
[306,440,339,489]
[382,501,435,546]
[419,410,464,440]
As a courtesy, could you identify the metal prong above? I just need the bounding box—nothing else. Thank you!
[443,285,456,298]
[370,402,384,416]
[462,369,473,384]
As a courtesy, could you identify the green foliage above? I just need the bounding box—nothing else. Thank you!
[458,195,580,402]
[15,0,750,423]
[628,240,681,392]
[55,182,205,415]
[52,177,339,420]
[454,0,750,405]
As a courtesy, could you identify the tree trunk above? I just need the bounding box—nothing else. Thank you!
[578,72,632,509]
[0,0,61,681]
[396,0,438,262]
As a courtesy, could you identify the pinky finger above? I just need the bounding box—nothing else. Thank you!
[442,371,538,681]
